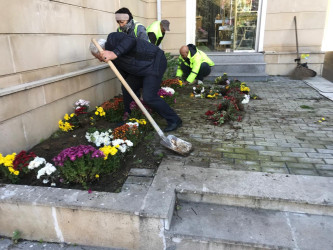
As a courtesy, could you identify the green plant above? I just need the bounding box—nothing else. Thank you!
[300,105,314,109]
[101,97,124,122]
[163,52,178,80]
[53,145,109,189]
[12,230,21,244]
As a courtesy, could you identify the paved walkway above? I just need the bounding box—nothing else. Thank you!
[1,76,332,249]
[158,76,333,177]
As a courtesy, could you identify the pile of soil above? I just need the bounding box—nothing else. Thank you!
[1,119,163,193]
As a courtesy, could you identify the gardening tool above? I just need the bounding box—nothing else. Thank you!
[92,39,193,156]
[290,16,317,80]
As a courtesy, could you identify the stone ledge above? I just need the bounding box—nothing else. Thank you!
[0,64,108,97]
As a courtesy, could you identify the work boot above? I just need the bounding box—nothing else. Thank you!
[164,119,182,132]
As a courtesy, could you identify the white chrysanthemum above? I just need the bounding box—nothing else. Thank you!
[37,163,56,179]
[162,87,175,95]
[125,140,134,147]
[112,139,125,146]
[28,157,46,170]
[118,145,127,153]
[126,122,139,128]
[86,130,113,147]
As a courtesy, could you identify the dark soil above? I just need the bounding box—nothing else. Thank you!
[1,119,163,193]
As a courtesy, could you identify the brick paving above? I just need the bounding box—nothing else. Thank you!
[157,77,333,177]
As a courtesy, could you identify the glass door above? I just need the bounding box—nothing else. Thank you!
[196,0,260,52]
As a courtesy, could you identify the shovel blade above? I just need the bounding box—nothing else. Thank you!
[160,134,193,156]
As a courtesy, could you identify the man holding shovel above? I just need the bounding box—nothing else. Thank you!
[89,32,182,132]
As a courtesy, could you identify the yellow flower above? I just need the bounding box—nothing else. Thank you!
[64,114,70,120]
[14,171,19,175]
[95,174,99,178]
[99,145,118,160]
[318,120,322,123]
[8,167,15,173]
[70,113,74,117]
[322,118,326,121]
[160,96,164,98]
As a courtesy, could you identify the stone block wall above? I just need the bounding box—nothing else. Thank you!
[264,0,329,75]
[0,0,156,155]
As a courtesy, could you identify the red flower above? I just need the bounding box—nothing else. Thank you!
[205,110,215,116]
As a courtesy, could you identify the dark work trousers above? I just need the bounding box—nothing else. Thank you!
[122,55,180,125]
[141,55,180,125]
[180,62,211,81]
[122,75,143,113]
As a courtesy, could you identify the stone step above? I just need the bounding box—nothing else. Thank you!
[211,62,266,74]
[206,52,265,63]
[165,201,333,250]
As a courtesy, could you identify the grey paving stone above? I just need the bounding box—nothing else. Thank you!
[223,153,247,160]
[307,153,333,158]
[261,161,287,168]
[291,147,317,153]
[289,168,319,176]
[213,147,234,153]
[259,151,282,157]
[128,168,154,177]
[298,158,326,164]
[317,170,333,177]
[287,163,315,169]
[324,158,333,164]
[261,167,289,174]
[272,156,298,163]
[314,164,333,170]
[124,176,153,186]
[282,152,308,158]
[266,146,291,152]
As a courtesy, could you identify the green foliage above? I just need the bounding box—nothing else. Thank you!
[163,52,178,80]
[12,230,21,244]
[300,105,314,109]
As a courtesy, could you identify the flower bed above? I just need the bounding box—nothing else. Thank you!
[0,79,183,192]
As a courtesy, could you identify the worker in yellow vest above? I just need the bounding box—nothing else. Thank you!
[176,44,215,85]
[115,7,149,41]
[147,20,170,46]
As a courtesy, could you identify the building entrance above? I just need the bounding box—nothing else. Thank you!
[196,0,259,52]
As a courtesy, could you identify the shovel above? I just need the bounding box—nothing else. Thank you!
[92,39,193,156]
[290,16,316,80]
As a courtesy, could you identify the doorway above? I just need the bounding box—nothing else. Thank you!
[196,0,260,52]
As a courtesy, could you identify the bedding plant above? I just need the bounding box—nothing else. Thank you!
[0,78,183,192]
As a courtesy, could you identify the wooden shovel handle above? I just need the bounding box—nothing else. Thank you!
[91,38,165,137]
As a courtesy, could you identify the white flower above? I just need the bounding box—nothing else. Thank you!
[112,139,133,153]
[75,99,90,107]
[51,183,56,187]
[126,122,139,128]
[37,163,56,179]
[43,179,49,184]
[161,87,175,95]
[125,140,133,147]
[28,157,46,170]
[86,130,113,147]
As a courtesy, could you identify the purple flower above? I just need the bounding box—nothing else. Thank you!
[52,145,103,166]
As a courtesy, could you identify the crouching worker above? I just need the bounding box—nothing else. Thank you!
[176,44,215,85]
[89,32,182,132]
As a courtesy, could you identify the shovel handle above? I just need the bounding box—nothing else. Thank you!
[91,38,165,138]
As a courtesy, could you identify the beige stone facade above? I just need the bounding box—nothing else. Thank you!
[264,0,329,75]
[0,0,330,154]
